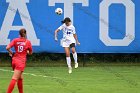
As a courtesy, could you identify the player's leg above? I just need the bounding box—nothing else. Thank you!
[64,47,72,73]
[71,44,78,68]
[17,74,23,93]
[7,70,23,93]
[64,47,71,68]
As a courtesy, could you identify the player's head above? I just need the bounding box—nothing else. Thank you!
[19,28,26,38]
[62,17,71,26]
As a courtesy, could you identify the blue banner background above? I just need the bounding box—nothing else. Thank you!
[0,0,140,53]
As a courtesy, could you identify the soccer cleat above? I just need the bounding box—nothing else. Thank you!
[68,67,72,74]
[75,63,78,69]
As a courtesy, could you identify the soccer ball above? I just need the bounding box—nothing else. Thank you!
[55,8,63,15]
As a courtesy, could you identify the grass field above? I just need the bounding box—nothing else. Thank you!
[0,65,140,93]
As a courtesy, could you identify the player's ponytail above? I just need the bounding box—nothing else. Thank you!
[19,28,26,37]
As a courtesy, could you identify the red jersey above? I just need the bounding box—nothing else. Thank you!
[8,37,32,62]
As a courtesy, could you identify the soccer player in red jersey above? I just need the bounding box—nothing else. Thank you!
[6,28,33,93]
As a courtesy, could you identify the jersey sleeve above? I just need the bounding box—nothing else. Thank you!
[58,24,64,30]
[8,39,15,48]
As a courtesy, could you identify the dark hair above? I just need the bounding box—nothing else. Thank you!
[19,28,26,37]
[61,17,71,24]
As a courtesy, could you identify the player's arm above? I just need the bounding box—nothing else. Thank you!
[6,45,13,57]
[73,34,80,45]
[6,40,15,57]
[54,29,60,41]
[54,25,63,41]
[73,27,80,45]
[27,41,33,55]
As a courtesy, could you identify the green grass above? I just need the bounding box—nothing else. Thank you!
[0,66,140,93]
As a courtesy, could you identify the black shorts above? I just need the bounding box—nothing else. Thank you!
[70,43,75,48]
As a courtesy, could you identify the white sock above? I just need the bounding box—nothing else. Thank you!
[66,57,71,68]
[73,52,78,63]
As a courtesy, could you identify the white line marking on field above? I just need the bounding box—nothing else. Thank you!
[0,68,61,79]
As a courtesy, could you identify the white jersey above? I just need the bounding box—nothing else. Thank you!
[58,24,76,47]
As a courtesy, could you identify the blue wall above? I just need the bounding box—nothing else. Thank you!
[0,0,140,53]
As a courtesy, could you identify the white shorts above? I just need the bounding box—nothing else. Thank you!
[61,39,75,47]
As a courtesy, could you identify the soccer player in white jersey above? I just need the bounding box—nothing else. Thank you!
[54,17,80,74]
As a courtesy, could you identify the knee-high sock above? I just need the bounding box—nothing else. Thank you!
[17,79,23,93]
[7,79,17,93]
[66,57,71,68]
[73,52,78,63]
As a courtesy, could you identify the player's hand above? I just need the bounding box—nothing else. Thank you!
[77,41,80,46]
[55,36,58,42]
[27,50,29,54]
[27,50,32,55]
[9,52,13,57]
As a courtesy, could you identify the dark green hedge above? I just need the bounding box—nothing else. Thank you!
[0,53,140,63]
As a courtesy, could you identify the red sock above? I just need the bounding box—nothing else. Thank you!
[17,79,23,93]
[7,79,17,93]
